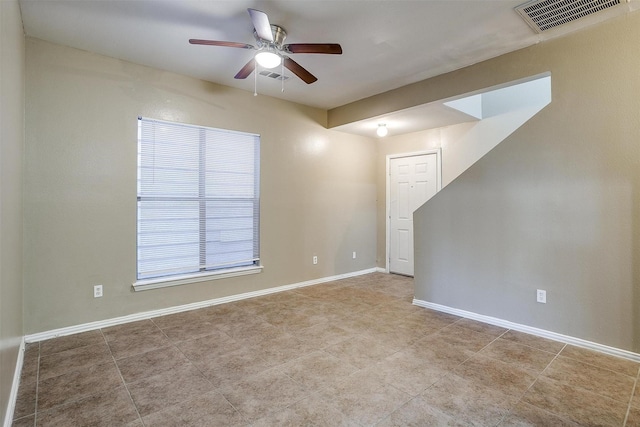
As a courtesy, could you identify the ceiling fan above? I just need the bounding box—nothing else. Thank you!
[189,8,342,84]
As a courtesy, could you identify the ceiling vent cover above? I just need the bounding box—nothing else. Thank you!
[516,0,621,32]
[259,70,290,81]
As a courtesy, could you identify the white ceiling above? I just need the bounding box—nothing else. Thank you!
[19,0,639,116]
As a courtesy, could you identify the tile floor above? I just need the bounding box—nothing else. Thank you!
[12,273,640,426]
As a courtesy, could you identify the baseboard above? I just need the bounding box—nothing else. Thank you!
[3,338,25,427]
[25,268,380,343]
[413,298,640,363]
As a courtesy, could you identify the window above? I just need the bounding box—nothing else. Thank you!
[135,117,260,289]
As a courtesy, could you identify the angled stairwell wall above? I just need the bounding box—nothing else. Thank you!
[376,75,551,268]
[413,11,640,352]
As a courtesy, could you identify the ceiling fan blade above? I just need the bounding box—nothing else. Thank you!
[189,39,254,49]
[247,8,273,42]
[283,57,317,84]
[284,44,343,55]
[234,58,255,79]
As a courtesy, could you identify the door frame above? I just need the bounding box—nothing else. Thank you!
[385,149,442,273]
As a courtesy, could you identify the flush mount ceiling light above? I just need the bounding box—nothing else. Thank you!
[377,123,388,137]
[255,51,281,69]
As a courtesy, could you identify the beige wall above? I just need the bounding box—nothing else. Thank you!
[0,0,25,422]
[23,38,377,334]
[374,76,550,268]
[409,12,640,352]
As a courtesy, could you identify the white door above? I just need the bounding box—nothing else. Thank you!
[389,154,438,276]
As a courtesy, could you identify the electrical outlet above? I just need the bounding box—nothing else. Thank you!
[94,284,103,298]
[352,251,357,259]
[313,256,318,265]
[536,289,546,304]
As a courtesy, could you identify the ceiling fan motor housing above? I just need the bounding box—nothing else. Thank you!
[255,25,287,50]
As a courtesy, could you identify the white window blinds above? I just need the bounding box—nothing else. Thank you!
[137,117,260,281]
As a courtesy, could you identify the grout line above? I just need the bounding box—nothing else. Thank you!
[33,342,40,427]
[623,366,640,427]
[101,329,145,426]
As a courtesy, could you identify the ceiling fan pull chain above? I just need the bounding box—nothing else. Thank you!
[254,59,258,96]
[281,61,285,93]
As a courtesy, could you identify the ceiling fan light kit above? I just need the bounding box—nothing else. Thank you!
[189,8,342,86]
[377,124,388,137]
[255,51,281,69]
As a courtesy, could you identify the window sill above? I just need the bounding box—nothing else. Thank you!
[132,265,263,292]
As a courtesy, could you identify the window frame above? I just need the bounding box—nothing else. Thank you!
[133,117,262,291]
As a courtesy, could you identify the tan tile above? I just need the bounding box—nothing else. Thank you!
[11,415,35,427]
[454,354,537,398]
[378,298,424,314]
[256,290,309,306]
[521,376,628,426]
[244,332,317,366]
[405,308,461,328]
[279,350,358,390]
[370,350,448,396]
[293,322,354,348]
[141,391,245,426]
[252,393,357,427]
[335,382,410,425]
[317,369,412,425]
[434,324,498,353]
[560,345,640,377]
[174,329,241,362]
[421,373,517,426]
[13,380,37,419]
[220,368,309,422]
[324,335,397,368]
[158,318,221,343]
[262,308,327,331]
[377,397,465,426]
[107,330,171,360]
[480,338,556,373]
[376,280,415,298]
[193,346,274,388]
[209,307,273,332]
[364,323,429,351]
[116,346,191,384]
[38,341,112,381]
[292,284,342,298]
[19,348,39,385]
[626,405,640,426]
[38,361,123,410]
[127,364,215,416]
[200,301,251,318]
[632,382,640,408]
[410,335,475,370]
[543,355,635,402]
[455,318,508,337]
[391,314,453,335]
[101,319,161,342]
[226,320,289,343]
[336,314,382,335]
[39,330,105,355]
[498,401,581,426]
[35,386,139,427]
[500,330,565,354]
